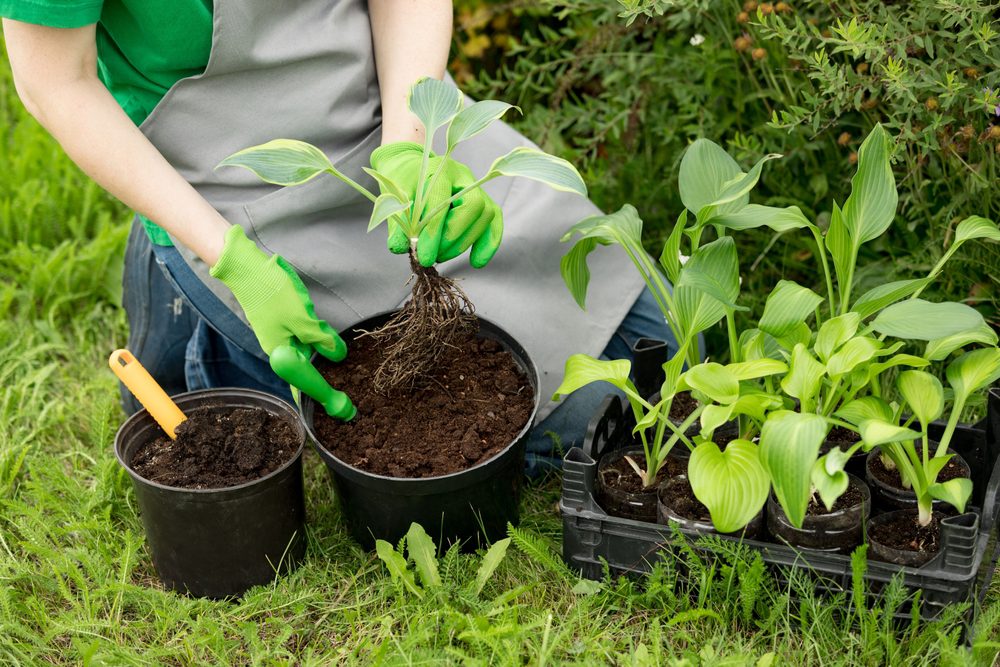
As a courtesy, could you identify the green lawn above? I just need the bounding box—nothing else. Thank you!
[1,46,999,665]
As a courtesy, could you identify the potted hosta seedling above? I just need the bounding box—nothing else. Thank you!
[219,78,586,548]
[111,351,307,598]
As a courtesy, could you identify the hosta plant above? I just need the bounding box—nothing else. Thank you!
[219,77,586,388]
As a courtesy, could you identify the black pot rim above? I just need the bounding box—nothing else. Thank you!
[303,311,540,487]
[768,472,870,519]
[114,387,306,496]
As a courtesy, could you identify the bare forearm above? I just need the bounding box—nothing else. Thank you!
[369,0,452,146]
[3,21,229,265]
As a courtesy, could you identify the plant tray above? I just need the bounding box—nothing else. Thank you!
[561,386,1000,622]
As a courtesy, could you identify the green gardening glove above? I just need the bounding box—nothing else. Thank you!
[209,225,356,420]
[370,142,503,268]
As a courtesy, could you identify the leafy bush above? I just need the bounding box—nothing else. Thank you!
[453,0,1000,331]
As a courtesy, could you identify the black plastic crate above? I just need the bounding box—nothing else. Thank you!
[560,387,1000,621]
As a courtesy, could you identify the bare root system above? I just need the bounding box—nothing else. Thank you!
[361,252,477,392]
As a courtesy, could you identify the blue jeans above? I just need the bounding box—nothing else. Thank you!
[121,219,676,476]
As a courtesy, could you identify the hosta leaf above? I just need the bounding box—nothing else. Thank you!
[725,359,788,380]
[659,210,688,285]
[675,284,727,339]
[851,279,931,319]
[946,347,1000,406]
[953,215,1000,246]
[408,77,463,133]
[367,194,411,232]
[682,362,739,405]
[710,204,814,233]
[760,411,828,528]
[897,370,944,426]
[677,236,743,310]
[811,456,850,512]
[924,324,999,361]
[695,154,781,225]
[871,299,986,341]
[553,354,633,398]
[858,419,921,448]
[841,124,897,245]
[679,139,744,215]
[560,205,644,308]
[489,147,587,196]
[688,439,770,533]
[560,239,598,309]
[825,337,881,378]
[363,167,409,202]
[759,281,823,338]
[815,313,861,361]
[835,396,894,426]
[447,100,517,152]
[928,478,973,514]
[825,201,853,303]
[218,139,335,186]
[780,344,825,406]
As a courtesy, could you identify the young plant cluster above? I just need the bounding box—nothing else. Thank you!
[555,124,1000,536]
[220,77,586,390]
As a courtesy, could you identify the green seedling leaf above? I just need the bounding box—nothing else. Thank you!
[953,215,1000,246]
[871,299,986,341]
[634,399,664,433]
[825,201,852,303]
[696,154,781,224]
[775,322,813,352]
[841,124,897,246]
[362,167,409,202]
[700,404,735,434]
[759,281,823,338]
[375,539,422,597]
[711,204,813,233]
[816,313,861,361]
[897,370,944,426]
[854,353,929,388]
[659,210,687,285]
[682,362,739,405]
[678,138,745,215]
[780,344,826,407]
[947,347,1000,407]
[489,147,587,196]
[474,538,511,596]
[553,354,633,398]
[560,238,598,309]
[675,283,727,340]
[560,205,644,308]
[367,194,411,232]
[925,324,999,361]
[677,236,744,311]
[447,100,517,152]
[689,439,770,533]
[928,478,973,514]
[571,579,604,595]
[858,419,921,448]
[760,411,828,528]
[408,77,463,134]
[406,523,442,589]
[725,359,788,380]
[835,396,894,426]
[812,456,849,511]
[825,337,881,378]
[218,138,335,186]
[851,278,931,319]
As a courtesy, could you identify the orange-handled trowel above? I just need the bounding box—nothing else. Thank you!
[110,349,187,439]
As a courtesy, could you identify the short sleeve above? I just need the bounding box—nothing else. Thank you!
[0,0,103,28]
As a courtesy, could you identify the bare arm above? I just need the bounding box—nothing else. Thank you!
[2,19,230,264]
[368,0,452,146]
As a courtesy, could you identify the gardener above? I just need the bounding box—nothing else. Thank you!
[1,0,672,474]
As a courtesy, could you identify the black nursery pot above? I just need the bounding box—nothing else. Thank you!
[114,389,307,599]
[766,474,870,553]
[657,475,764,539]
[596,448,661,522]
[302,313,539,551]
[867,509,946,567]
[866,447,971,514]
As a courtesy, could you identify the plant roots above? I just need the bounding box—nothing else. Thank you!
[361,252,477,392]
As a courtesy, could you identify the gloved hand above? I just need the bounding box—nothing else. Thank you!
[209,225,356,420]
[370,142,503,268]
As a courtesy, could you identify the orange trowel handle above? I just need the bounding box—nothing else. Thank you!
[109,349,187,439]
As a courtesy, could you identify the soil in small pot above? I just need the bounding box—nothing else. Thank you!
[867,447,970,515]
[600,452,682,494]
[313,330,534,478]
[130,407,299,489]
[868,510,944,566]
[767,474,869,553]
[597,451,675,521]
[660,476,711,523]
[806,481,865,516]
[869,451,968,488]
[668,391,699,422]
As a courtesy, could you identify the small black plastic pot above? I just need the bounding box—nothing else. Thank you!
[867,509,945,567]
[866,447,971,515]
[114,389,307,598]
[766,474,870,553]
[657,475,764,539]
[302,313,538,551]
[596,448,660,522]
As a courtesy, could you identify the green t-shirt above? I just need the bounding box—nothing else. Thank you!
[1,0,213,245]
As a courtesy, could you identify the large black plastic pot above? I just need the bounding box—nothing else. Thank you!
[766,473,870,553]
[302,312,539,551]
[114,389,307,598]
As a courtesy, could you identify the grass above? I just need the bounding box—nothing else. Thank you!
[2,42,1000,665]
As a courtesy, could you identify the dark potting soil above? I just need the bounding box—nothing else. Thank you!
[668,391,699,422]
[870,511,942,554]
[870,452,968,489]
[661,477,711,522]
[313,330,533,478]
[131,407,299,489]
[601,452,681,494]
[804,478,864,516]
[819,426,860,457]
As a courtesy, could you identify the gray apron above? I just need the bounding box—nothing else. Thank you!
[138,0,644,419]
